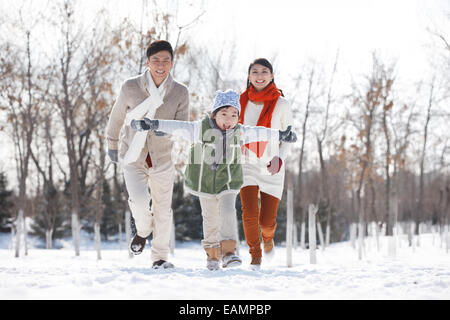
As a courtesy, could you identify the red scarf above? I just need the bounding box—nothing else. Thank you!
[239,83,281,158]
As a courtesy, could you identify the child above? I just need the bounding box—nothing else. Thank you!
[131,89,296,270]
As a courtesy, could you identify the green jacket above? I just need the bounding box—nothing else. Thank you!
[184,117,243,198]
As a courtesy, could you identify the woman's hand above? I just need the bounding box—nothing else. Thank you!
[267,156,283,175]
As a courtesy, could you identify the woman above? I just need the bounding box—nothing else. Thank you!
[239,58,294,270]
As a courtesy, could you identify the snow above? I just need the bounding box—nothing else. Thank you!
[0,232,449,300]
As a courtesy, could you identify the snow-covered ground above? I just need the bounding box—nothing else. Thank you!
[0,231,449,300]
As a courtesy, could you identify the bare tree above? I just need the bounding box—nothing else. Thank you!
[349,54,387,259]
[49,1,119,255]
[293,64,316,248]
[415,77,435,245]
[1,11,43,256]
[316,50,339,247]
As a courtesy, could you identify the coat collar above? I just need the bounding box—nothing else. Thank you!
[138,69,174,100]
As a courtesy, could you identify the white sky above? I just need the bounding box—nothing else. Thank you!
[2,0,448,83]
[196,0,449,83]
[71,0,450,99]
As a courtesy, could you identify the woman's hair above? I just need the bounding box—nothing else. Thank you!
[246,58,284,97]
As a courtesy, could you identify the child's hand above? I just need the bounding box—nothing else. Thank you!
[279,125,297,143]
[131,118,159,131]
[267,156,283,175]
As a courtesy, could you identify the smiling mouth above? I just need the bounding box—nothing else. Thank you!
[155,70,165,75]
[255,80,265,84]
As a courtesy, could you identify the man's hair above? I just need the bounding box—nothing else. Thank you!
[146,40,174,60]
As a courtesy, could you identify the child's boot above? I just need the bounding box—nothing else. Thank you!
[221,240,242,268]
[205,247,220,271]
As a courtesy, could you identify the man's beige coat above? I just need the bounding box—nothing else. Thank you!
[106,72,189,168]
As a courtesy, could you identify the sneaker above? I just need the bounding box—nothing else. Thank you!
[130,234,147,255]
[263,240,275,261]
[250,256,261,271]
[222,253,242,268]
[152,260,175,269]
[207,259,220,271]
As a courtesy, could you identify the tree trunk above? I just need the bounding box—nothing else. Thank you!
[95,222,101,260]
[286,186,293,267]
[308,204,317,264]
[325,222,330,247]
[71,211,80,256]
[317,221,325,251]
[23,216,28,256]
[416,81,434,242]
[170,220,176,255]
[118,222,122,251]
[300,220,306,249]
[9,225,15,250]
[125,210,133,258]
[293,220,298,250]
[357,203,365,260]
[388,193,398,259]
[350,223,357,249]
[14,209,23,258]
[46,229,53,249]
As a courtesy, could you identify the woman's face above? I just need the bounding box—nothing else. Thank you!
[248,64,274,91]
[213,107,239,131]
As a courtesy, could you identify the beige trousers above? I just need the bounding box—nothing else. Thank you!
[123,159,175,262]
[199,193,238,249]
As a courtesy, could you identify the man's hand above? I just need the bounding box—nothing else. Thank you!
[267,156,283,175]
[108,149,119,163]
[279,125,297,143]
[131,118,159,131]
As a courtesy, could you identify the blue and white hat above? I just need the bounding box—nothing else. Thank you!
[212,89,241,114]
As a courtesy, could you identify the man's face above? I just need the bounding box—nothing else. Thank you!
[147,50,173,85]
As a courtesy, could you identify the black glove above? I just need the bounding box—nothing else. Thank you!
[154,130,168,136]
[108,149,118,163]
[279,125,297,143]
[131,118,159,131]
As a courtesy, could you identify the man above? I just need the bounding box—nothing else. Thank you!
[106,40,189,269]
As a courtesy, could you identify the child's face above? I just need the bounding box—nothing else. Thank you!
[213,107,239,131]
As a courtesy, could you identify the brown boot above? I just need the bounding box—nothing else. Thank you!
[263,239,275,260]
[250,256,261,270]
[220,240,242,268]
[205,247,220,270]
[263,240,274,253]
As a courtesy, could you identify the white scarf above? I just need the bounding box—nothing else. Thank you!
[123,70,168,165]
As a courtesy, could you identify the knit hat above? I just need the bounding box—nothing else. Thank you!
[212,89,241,114]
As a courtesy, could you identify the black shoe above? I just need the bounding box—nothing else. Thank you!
[152,260,174,269]
[130,234,147,255]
